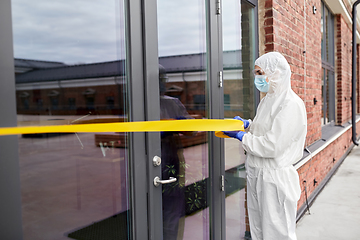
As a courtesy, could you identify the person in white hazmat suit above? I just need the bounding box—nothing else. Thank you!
[224,52,307,240]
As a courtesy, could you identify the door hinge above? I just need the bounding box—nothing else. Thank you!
[219,70,223,88]
[221,175,225,191]
[216,0,221,15]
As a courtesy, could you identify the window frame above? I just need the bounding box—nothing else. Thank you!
[321,1,335,125]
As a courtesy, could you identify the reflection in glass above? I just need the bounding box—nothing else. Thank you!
[322,68,331,125]
[325,6,330,63]
[223,1,256,239]
[326,71,330,123]
[321,68,325,125]
[320,2,335,126]
[12,0,131,239]
[157,0,209,239]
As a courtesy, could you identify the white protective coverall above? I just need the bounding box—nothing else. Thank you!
[242,52,307,240]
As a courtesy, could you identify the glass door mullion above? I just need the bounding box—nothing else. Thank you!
[0,1,23,238]
[206,0,225,239]
[222,1,258,239]
[142,0,163,239]
[125,0,151,239]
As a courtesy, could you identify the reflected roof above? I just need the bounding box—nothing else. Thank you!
[16,60,126,83]
[158,50,242,73]
[15,59,67,69]
[15,50,242,84]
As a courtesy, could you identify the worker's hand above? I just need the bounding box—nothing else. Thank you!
[223,131,246,141]
[233,116,250,129]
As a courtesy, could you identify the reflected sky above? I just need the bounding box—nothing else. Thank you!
[12,0,126,64]
[222,0,242,52]
[12,0,241,64]
[157,0,206,57]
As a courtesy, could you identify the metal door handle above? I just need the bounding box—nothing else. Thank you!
[153,176,177,187]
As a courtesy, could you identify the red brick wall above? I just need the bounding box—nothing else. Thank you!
[336,14,353,125]
[297,120,360,209]
[261,0,322,146]
[303,0,323,146]
[258,0,360,219]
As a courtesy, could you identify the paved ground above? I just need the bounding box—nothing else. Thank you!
[296,145,360,240]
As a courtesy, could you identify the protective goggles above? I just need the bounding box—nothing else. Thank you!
[252,69,265,76]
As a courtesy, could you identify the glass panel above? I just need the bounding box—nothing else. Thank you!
[321,2,325,61]
[328,70,335,122]
[325,6,330,63]
[222,1,256,239]
[157,1,209,239]
[322,68,335,125]
[321,2,335,126]
[321,2,335,63]
[321,2,334,64]
[326,70,330,123]
[328,14,335,66]
[12,0,131,239]
[321,68,328,125]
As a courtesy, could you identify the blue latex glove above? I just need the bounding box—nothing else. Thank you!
[223,131,246,141]
[234,116,250,129]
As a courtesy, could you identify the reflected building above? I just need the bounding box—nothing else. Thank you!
[15,50,252,119]
[13,51,250,240]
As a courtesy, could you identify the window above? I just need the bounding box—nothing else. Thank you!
[321,2,335,125]
[224,94,230,110]
[50,97,59,110]
[68,98,76,110]
[36,98,43,110]
[106,96,115,109]
[86,97,95,110]
[22,98,29,110]
[193,94,205,110]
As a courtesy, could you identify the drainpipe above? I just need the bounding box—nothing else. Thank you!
[352,0,360,145]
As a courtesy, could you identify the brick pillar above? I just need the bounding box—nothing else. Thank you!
[336,14,353,125]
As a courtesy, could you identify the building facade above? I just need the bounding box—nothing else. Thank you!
[0,0,360,239]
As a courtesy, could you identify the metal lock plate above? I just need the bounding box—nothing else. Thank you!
[153,156,161,167]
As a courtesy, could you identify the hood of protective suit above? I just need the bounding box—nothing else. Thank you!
[254,52,291,96]
[244,52,306,167]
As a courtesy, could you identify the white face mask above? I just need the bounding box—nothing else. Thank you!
[254,75,269,92]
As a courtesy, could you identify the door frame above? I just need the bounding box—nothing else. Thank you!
[0,0,24,239]
[127,0,226,239]
[0,0,260,239]
[125,0,156,239]
[126,0,259,239]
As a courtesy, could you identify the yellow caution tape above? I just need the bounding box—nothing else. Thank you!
[214,131,232,138]
[0,119,244,137]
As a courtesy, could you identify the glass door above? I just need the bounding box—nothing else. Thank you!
[143,0,228,239]
[5,0,260,238]
[222,0,257,239]
[12,0,133,239]
[156,1,209,239]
